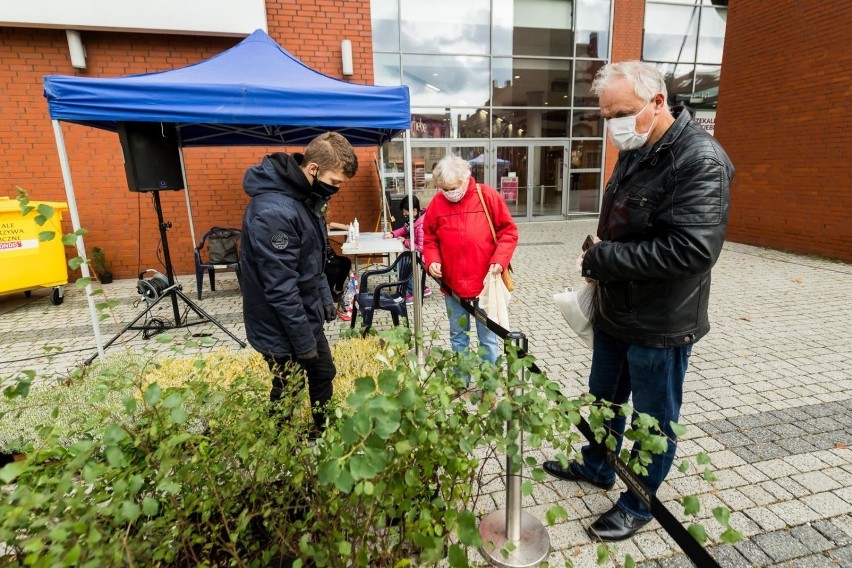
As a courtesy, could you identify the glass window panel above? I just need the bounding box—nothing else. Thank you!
[652,62,695,108]
[411,111,452,139]
[650,0,725,4]
[570,140,602,169]
[576,0,611,59]
[493,0,574,57]
[402,54,490,108]
[492,58,572,107]
[400,0,490,55]
[492,0,514,55]
[373,53,400,86]
[691,64,721,109]
[573,59,606,106]
[568,171,601,214]
[697,6,727,64]
[643,4,699,63]
[370,0,399,52]
[571,109,603,137]
[491,108,569,138]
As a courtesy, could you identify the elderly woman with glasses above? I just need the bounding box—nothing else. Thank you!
[423,155,519,373]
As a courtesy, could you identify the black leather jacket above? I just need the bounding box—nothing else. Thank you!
[582,108,734,348]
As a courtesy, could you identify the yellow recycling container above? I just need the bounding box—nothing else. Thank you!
[0,196,70,305]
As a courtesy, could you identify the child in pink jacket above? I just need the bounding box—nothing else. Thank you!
[385,196,431,302]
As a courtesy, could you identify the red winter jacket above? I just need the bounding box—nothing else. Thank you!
[423,178,518,299]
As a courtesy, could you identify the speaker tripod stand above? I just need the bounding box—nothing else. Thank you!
[84,191,246,366]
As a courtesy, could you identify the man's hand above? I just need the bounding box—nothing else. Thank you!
[323,303,337,323]
[489,263,503,275]
[428,262,442,278]
[297,346,319,366]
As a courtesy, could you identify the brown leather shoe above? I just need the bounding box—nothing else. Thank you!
[543,460,615,490]
[587,505,651,541]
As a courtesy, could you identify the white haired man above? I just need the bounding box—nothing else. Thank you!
[543,61,734,541]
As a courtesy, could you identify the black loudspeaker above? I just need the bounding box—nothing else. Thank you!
[117,122,185,192]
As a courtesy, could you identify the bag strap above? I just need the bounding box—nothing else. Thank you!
[476,184,498,245]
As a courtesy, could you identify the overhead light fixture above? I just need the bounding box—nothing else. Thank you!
[66,30,86,69]
[341,39,354,76]
[433,73,439,76]
[514,75,520,79]
[425,83,441,92]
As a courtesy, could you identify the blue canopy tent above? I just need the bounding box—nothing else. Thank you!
[43,29,419,361]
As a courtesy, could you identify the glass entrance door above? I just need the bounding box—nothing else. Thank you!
[492,143,567,221]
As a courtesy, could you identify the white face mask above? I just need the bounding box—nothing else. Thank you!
[443,185,467,203]
[606,99,657,151]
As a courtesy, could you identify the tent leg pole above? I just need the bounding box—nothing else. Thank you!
[51,120,105,363]
[178,146,198,251]
[402,130,423,366]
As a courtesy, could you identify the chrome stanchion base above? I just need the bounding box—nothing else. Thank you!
[479,510,550,568]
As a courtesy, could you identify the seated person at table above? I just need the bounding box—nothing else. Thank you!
[384,196,431,302]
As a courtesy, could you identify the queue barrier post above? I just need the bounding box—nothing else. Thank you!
[479,331,550,567]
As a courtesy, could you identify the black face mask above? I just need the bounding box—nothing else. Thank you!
[310,170,340,200]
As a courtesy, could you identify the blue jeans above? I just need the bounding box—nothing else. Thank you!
[574,327,692,521]
[444,294,500,368]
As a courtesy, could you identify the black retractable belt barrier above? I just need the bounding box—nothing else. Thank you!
[438,280,720,568]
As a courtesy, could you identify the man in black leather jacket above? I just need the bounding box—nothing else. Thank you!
[544,61,734,541]
[240,132,358,435]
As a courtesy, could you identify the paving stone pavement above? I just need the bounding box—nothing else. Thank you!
[2,219,851,567]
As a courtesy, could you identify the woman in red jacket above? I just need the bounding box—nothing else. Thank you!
[423,155,518,375]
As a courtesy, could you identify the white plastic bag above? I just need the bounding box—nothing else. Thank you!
[478,273,511,329]
[553,281,595,349]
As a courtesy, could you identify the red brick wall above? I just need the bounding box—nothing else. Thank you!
[715,1,852,261]
[0,0,381,280]
[602,0,645,179]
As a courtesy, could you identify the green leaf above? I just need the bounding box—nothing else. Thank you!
[105,446,125,467]
[596,543,608,564]
[317,460,340,486]
[687,523,707,546]
[337,541,351,556]
[703,467,718,482]
[155,333,174,344]
[521,479,533,496]
[68,256,85,270]
[447,544,466,567]
[121,501,141,523]
[696,452,711,465]
[363,480,374,496]
[0,460,27,483]
[456,510,482,547]
[394,439,411,455]
[163,392,182,409]
[377,371,398,394]
[669,421,687,437]
[62,233,78,246]
[144,383,162,405]
[75,277,92,288]
[683,495,700,516]
[170,406,187,424]
[625,554,634,568]
[39,230,56,241]
[712,506,731,527]
[720,528,743,544]
[37,203,55,219]
[544,505,569,525]
[142,497,160,516]
[678,460,690,473]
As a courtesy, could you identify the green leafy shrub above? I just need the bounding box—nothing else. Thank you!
[0,330,739,567]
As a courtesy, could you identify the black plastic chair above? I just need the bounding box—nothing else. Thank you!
[194,227,242,300]
[350,251,415,334]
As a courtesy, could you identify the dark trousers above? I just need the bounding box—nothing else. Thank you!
[264,334,335,431]
[575,326,692,520]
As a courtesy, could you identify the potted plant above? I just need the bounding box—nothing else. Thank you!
[90,247,113,284]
